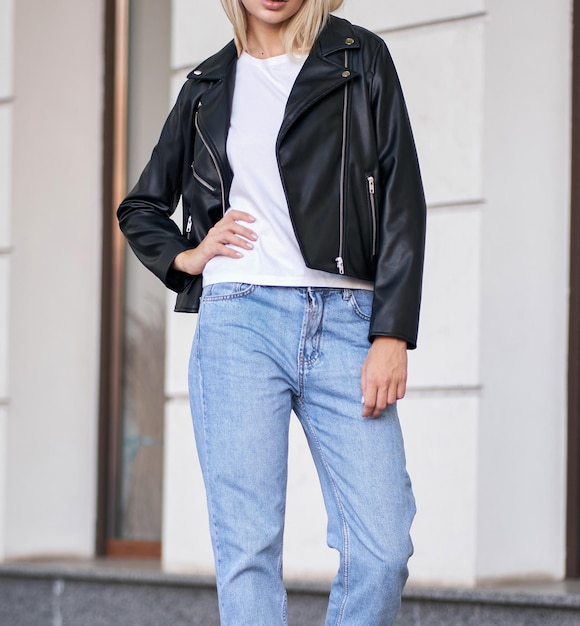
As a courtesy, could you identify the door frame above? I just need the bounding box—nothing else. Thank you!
[96,0,161,559]
[566,0,580,579]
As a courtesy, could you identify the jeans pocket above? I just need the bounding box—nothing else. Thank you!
[349,289,374,321]
[201,282,256,302]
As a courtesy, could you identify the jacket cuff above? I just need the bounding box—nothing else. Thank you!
[160,241,197,293]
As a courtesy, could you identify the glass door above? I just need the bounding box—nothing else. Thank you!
[98,0,171,558]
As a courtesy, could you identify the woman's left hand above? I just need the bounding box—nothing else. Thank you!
[360,337,407,418]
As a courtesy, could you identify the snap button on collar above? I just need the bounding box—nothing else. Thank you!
[193,69,202,75]
[345,37,355,45]
[342,70,351,78]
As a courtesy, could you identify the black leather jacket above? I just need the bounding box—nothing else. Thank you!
[118,16,426,348]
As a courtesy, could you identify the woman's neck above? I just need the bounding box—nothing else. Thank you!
[245,19,286,58]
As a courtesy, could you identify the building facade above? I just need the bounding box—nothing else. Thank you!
[0,0,576,588]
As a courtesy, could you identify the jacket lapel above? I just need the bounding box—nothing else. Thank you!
[186,17,361,169]
[189,41,238,181]
[279,16,360,143]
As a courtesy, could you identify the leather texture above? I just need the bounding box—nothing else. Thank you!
[117,16,426,347]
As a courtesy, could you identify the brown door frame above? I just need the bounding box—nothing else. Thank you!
[96,0,128,557]
[97,0,161,559]
[567,0,580,580]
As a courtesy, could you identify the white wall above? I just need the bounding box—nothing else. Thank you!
[340,0,485,32]
[0,0,14,562]
[477,0,571,581]
[383,12,485,584]
[162,0,572,587]
[5,0,104,558]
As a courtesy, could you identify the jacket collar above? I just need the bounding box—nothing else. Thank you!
[187,40,237,81]
[280,16,360,142]
[317,15,360,56]
[187,16,360,81]
[187,16,361,173]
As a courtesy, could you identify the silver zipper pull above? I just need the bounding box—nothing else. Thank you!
[186,215,192,234]
[335,256,345,275]
[367,175,375,194]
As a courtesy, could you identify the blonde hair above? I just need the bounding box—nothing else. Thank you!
[220,0,345,56]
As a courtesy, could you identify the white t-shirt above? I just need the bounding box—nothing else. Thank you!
[202,51,373,291]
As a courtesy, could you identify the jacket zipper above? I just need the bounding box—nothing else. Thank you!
[367,175,377,257]
[335,50,349,275]
[194,105,226,216]
[191,161,217,193]
[185,215,192,238]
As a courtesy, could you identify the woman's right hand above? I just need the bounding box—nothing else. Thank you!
[172,210,257,276]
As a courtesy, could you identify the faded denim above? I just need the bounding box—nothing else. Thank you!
[189,284,415,626]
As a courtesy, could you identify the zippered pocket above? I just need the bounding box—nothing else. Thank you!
[191,161,217,193]
[194,108,226,216]
[185,214,193,239]
[367,174,378,258]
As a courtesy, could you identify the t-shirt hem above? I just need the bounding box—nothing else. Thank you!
[202,273,374,291]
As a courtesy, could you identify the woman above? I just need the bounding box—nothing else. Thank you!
[118,0,426,624]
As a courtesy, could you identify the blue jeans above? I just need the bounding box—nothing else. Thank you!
[189,284,415,626]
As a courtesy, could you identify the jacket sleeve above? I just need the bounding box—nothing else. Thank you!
[368,40,426,349]
[117,80,197,293]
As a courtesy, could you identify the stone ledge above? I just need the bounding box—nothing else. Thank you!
[404,581,580,610]
[1,560,580,626]
[1,560,579,608]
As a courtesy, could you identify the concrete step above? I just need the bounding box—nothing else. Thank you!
[1,561,579,625]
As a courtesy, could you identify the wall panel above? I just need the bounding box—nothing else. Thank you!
[0,256,8,402]
[0,406,6,560]
[0,107,11,250]
[0,0,13,99]
[385,18,485,206]
[172,0,231,68]
[0,0,13,562]
[401,393,479,586]
[162,399,213,574]
[477,0,571,581]
[339,0,485,33]
[408,206,481,389]
[6,0,104,557]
